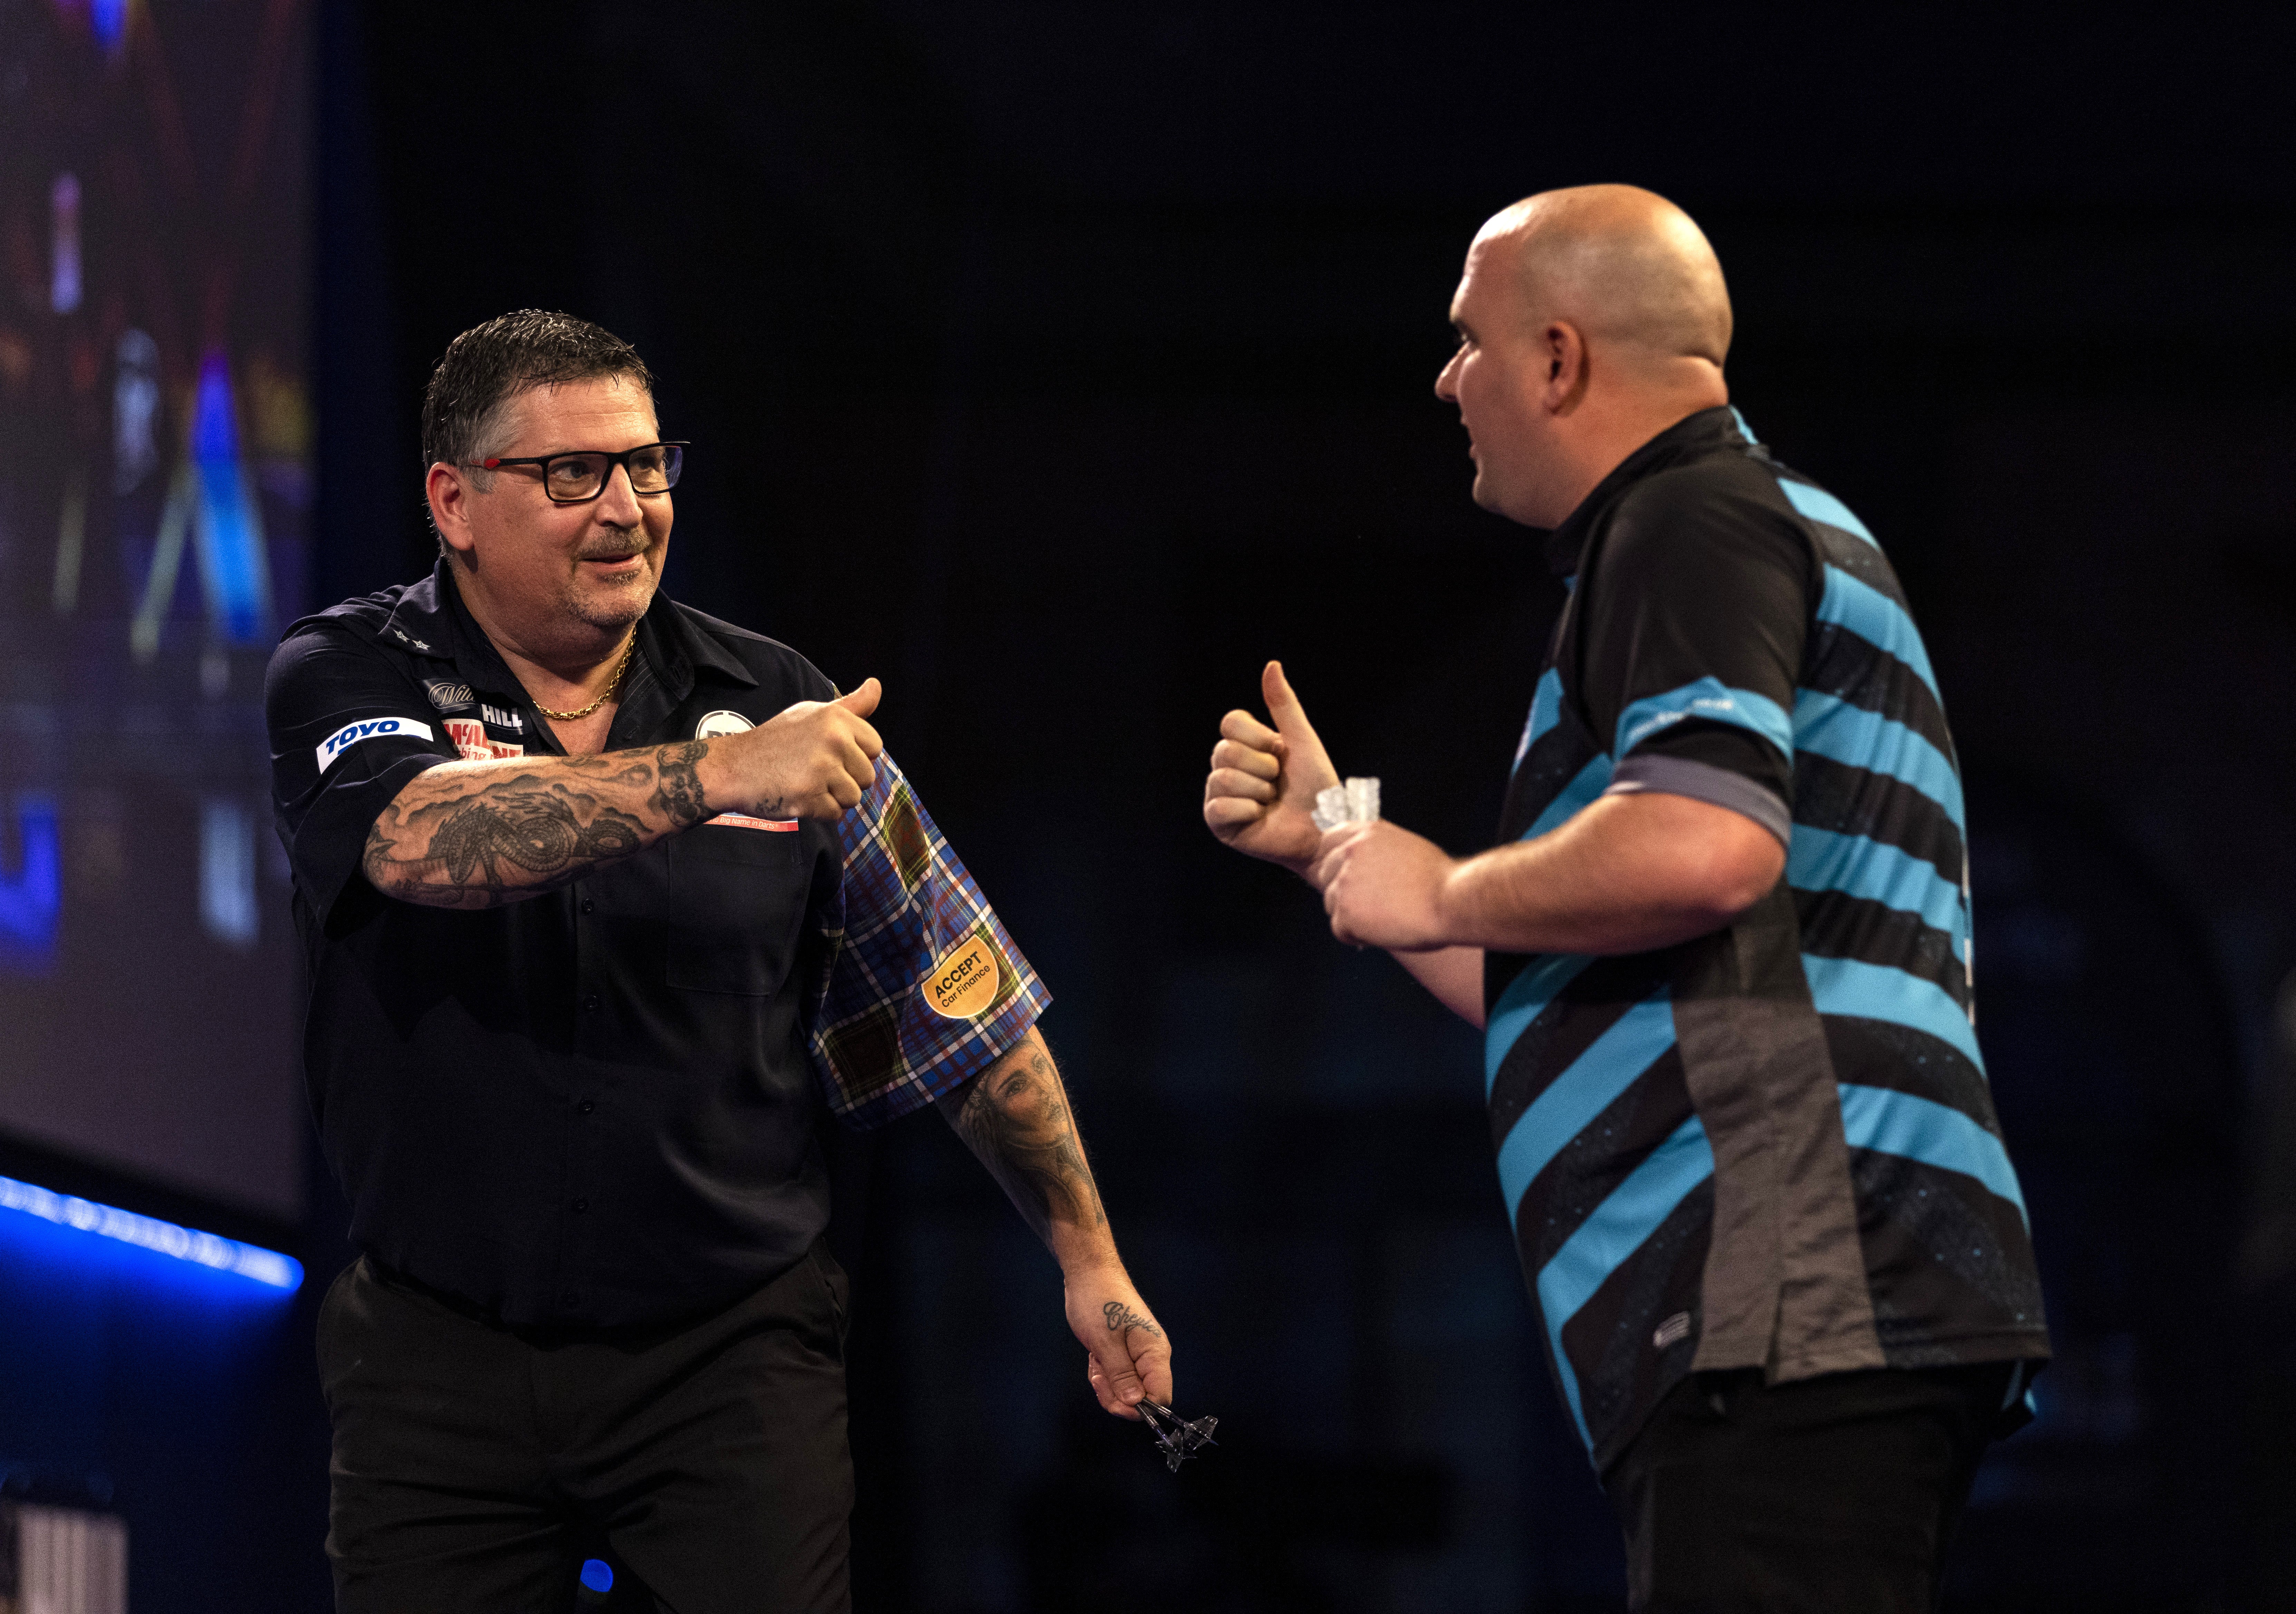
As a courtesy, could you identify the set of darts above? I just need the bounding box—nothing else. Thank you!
[1136,1398,1220,1473]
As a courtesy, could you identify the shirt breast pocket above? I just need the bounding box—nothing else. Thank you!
[664,824,808,997]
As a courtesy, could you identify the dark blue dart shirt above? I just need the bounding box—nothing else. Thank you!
[265,562,1046,1330]
[1485,407,2049,1471]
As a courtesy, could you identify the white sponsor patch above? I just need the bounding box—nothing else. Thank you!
[694,709,754,739]
[316,716,434,772]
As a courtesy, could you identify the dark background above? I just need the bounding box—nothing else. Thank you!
[14,0,2296,1608]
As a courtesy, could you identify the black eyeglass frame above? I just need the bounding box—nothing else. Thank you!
[464,441,689,504]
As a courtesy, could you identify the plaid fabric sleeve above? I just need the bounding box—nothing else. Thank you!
[806,752,1050,1129]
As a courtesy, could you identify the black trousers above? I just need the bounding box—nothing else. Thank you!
[317,1247,854,1614]
[1602,1364,2010,1614]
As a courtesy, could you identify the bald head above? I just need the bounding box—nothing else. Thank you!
[1476,185,1732,370]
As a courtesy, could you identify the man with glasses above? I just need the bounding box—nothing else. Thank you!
[266,311,1170,1612]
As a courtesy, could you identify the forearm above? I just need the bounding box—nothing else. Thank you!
[361,741,712,909]
[1438,795,1778,955]
[937,1026,1121,1276]
[1390,945,1487,1028]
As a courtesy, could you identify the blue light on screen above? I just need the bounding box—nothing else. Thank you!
[0,1175,302,1293]
[0,797,61,974]
[189,351,273,646]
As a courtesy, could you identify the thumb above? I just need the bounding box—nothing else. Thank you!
[835,677,882,718]
[1262,660,1336,783]
[1091,1332,1147,1410]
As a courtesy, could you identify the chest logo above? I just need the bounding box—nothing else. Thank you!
[703,813,799,832]
[924,932,1004,1020]
[695,709,754,739]
[445,718,524,762]
[424,680,476,710]
[316,716,434,772]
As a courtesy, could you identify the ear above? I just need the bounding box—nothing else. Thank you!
[1538,319,1591,415]
[426,462,480,563]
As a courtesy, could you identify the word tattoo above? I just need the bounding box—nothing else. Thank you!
[1103,1301,1163,1341]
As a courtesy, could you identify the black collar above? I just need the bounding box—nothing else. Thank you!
[372,560,757,705]
[1541,405,1751,580]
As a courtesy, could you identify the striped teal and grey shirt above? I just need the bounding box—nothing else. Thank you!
[1487,406,2048,1471]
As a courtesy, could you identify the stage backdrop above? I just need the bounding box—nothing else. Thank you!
[0,0,311,1224]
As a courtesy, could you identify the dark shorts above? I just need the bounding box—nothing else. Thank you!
[1602,1363,2017,1614]
[318,1246,854,1613]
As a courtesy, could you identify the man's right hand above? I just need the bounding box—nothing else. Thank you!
[1202,660,1340,880]
[704,677,885,819]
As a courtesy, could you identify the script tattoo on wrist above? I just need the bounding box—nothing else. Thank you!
[1103,1301,1163,1341]
[949,1038,1108,1242]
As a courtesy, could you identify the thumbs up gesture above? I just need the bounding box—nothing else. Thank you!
[1202,660,1341,879]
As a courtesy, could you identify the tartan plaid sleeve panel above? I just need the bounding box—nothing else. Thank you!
[807,752,1051,1129]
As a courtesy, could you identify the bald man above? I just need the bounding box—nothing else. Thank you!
[1203,186,2049,1612]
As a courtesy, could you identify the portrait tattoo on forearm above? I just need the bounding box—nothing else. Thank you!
[950,1039,1108,1242]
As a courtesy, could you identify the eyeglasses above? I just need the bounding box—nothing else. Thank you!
[467,441,687,504]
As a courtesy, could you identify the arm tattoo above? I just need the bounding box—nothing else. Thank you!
[648,740,712,828]
[944,1038,1108,1243]
[1103,1301,1163,1341]
[362,747,701,908]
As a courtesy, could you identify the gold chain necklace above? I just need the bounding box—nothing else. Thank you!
[533,636,636,722]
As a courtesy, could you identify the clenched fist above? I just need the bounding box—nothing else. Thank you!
[1202,661,1341,880]
[701,677,885,819]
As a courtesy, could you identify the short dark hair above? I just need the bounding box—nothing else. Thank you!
[421,310,654,472]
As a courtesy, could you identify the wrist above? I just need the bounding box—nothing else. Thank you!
[1431,853,1474,945]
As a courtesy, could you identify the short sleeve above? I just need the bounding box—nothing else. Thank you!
[1574,472,1813,846]
[265,626,460,921]
[805,753,1049,1129]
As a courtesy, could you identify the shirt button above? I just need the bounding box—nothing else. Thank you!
[582,993,602,1013]
[578,1099,596,1115]
[580,897,595,915]
[572,1198,589,1213]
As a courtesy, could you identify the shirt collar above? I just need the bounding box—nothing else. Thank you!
[1541,404,1749,580]
[375,559,758,704]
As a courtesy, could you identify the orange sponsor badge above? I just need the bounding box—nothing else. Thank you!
[924,933,1002,1020]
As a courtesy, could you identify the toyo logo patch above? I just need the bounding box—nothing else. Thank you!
[316,716,434,772]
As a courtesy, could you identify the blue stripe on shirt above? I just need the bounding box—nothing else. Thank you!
[1837,1083,2028,1228]
[1788,824,1967,940]
[1495,990,1676,1223]
[1515,668,1565,769]
[1522,753,1615,841]
[1615,677,1794,764]
[1484,953,1595,1093]
[1537,1116,1714,1452]
[1793,691,1966,831]
[1815,565,1940,702]
[1803,953,1987,1074]
[1777,478,1879,547]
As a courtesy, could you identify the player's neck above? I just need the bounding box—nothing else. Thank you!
[451,570,634,715]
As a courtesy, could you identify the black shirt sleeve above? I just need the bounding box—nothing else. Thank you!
[265,625,461,921]
[1573,466,1813,846]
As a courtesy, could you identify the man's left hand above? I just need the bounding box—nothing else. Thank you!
[1064,1269,1173,1421]
[1315,820,1459,951]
